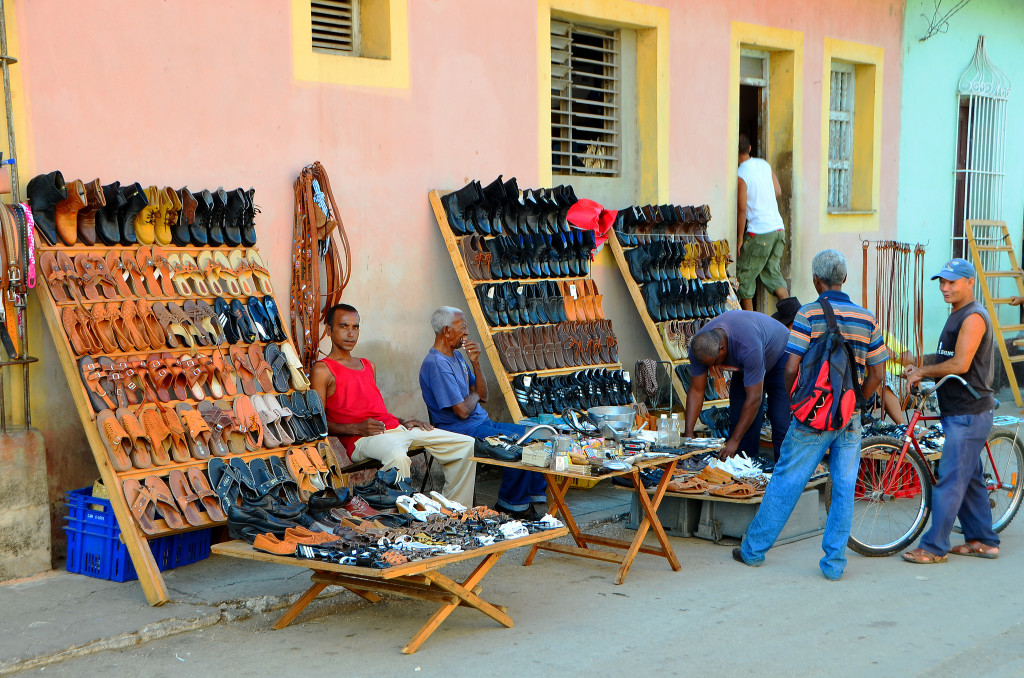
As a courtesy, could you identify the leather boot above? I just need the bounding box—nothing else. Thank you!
[223,188,246,247]
[439,181,481,235]
[241,187,257,247]
[208,187,227,247]
[133,186,160,246]
[27,170,67,246]
[118,182,148,245]
[190,189,213,246]
[96,181,125,246]
[172,187,197,246]
[55,179,87,246]
[75,178,105,246]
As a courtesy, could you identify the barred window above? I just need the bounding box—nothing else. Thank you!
[827,62,855,211]
[311,0,359,55]
[551,20,621,177]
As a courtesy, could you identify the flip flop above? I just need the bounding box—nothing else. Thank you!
[196,251,225,296]
[949,541,999,559]
[175,402,213,459]
[180,253,210,296]
[168,469,204,527]
[264,343,290,393]
[268,455,302,504]
[213,252,243,296]
[39,251,69,302]
[122,478,159,534]
[230,456,262,499]
[246,249,274,294]
[164,253,193,296]
[207,457,241,511]
[248,343,275,392]
[137,246,169,297]
[229,345,257,395]
[901,548,948,564]
[279,342,311,390]
[145,475,185,530]
[120,251,148,297]
[187,467,226,522]
[229,249,258,296]
[97,409,133,472]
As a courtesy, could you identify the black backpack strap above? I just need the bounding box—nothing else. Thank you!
[820,298,865,408]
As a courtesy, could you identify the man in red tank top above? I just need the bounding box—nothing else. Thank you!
[310,304,476,508]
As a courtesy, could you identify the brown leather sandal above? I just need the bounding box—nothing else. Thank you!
[56,251,83,301]
[168,469,204,527]
[149,246,178,297]
[118,300,150,351]
[136,300,168,349]
[39,251,70,302]
[79,357,117,412]
[137,246,169,298]
[159,405,192,463]
[104,251,135,298]
[187,467,226,522]
[145,353,174,402]
[96,410,133,472]
[229,345,258,395]
[138,403,174,466]
[62,306,92,356]
[121,251,149,297]
[122,478,159,534]
[144,475,185,530]
[161,352,190,400]
[178,354,209,400]
[151,301,192,349]
[175,403,214,459]
[74,253,103,301]
[115,407,153,469]
[168,301,208,346]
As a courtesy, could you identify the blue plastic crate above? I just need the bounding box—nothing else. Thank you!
[64,487,211,583]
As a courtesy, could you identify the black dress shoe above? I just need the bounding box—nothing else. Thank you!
[353,476,405,509]
[227,504,300,541]
[27,170,67,246]
[307,487,351,513]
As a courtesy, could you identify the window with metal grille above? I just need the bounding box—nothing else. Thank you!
[311,0,359,55]
[827,63,855,211]
[551,20,621,177]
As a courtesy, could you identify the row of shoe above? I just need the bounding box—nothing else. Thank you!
[512,368,633,416]
[78,345,311,412]
[459,229,597,281]
[28,171,259,248]
[494,320,618,374]
[475,279,605,328]
[613,203,713,247]
[641,279,733,322]
[97,392,327,476]
[675,364,731,401]
[40,247,273,304]
[660,318,710,361]
[62,294,286,356]
[624,239,731,284]
[441,176,579,237]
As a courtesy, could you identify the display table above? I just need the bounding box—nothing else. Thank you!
[212,527,568,654]
[473,453,697,584]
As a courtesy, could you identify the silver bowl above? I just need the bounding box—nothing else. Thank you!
[587,406,636,438]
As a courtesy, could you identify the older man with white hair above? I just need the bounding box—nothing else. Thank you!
[419,306,547,519]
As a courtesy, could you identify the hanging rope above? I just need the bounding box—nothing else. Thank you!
[290,162,352,374]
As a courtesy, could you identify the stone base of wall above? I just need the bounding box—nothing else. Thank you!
[0,429,51,581]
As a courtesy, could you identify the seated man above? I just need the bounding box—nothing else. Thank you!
[310,303,476,508]
[419,307,547,519]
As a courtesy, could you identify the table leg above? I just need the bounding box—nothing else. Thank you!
[615,460,681,584]
[403,552,508,654]
[272,581,328,630]
[525,473,582,565]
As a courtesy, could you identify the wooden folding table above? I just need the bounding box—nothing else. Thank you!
[473,453,695,584]
[212,527,568,654]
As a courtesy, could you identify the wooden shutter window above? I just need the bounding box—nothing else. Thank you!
[311,0,359,55]
[827,62,855,211]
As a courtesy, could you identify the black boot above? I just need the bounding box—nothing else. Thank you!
[118,182,147,245]
[26,171,67,246]
[191,189,213,246]
[172,187,197,246]
[208,187,227,246]
[95,181,125,246]
[241,187,257,246]
[440,181,481,235]
[224,188,246,247]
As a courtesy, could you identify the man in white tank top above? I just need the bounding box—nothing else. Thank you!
[736,134,790,311]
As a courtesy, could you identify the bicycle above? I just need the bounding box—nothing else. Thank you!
[824,374,1024,557]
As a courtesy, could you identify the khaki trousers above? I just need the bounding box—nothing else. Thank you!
[351,425,477,508]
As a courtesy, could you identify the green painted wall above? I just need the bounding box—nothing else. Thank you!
[897,0,1024,344]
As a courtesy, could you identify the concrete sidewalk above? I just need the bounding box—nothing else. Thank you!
[0,474,630,675]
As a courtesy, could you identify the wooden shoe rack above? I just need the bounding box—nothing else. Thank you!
[36,240,314,606]
[428,189,628,422]
[606,219,741,414]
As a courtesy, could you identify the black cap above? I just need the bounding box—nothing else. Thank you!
[771,297,802,324]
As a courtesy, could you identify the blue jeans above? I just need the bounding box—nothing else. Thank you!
[466,420,547,512]
[729,353,790,460]
[740,413,861,580]
[918,411,998,555]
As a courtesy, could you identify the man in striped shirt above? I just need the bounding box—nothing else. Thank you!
[734,249,886,580]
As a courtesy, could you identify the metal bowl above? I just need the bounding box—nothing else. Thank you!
[586,406,635,435]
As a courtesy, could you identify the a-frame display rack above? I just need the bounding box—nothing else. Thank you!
[428,188,628,422]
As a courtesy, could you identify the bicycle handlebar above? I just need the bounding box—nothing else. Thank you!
[916,374,981,400]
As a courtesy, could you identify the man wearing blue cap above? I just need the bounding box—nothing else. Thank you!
[901,258,1000,563]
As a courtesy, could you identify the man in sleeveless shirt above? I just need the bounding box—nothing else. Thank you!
[901,258,1000,563]
[310,304,476,508]
[736,133,790,312]
[419,306,547,519]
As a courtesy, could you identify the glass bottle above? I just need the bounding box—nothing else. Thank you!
[657,414,671,445]
[669,413,682,447]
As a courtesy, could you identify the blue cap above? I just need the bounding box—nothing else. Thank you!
[931,258,976,281]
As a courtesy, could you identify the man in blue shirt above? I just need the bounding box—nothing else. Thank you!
[419,306,546,518]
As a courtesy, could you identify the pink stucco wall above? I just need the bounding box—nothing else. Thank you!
[14,0,903,560]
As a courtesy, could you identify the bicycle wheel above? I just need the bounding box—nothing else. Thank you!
[952,429,1024,534]
[825,435,932,557]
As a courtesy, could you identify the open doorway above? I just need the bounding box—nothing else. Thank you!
[739,49,768,163]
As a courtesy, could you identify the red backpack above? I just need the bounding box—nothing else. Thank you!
[789,299,864,431]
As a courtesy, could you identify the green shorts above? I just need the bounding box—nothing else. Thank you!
[736,229,787,300]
